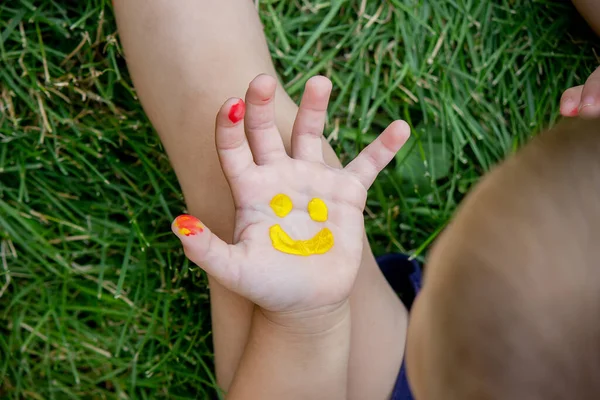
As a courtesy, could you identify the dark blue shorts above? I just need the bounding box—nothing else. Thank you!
[376,254,423,400]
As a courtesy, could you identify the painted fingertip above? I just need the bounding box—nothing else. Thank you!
[560,98,579,117]
[228,99,246,124]
[563,106,579,117]
[172,214,204,238]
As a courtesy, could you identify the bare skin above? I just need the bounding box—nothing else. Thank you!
[112,0,599,397]
[573,0,600,34]
[560,0,600,118]
[171,75,410,400]
[112,1,406,398]
[560,66,600,119]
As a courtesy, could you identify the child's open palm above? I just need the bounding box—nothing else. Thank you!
[172,75,410,314]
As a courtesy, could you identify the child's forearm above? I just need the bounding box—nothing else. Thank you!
[226,303,351,400]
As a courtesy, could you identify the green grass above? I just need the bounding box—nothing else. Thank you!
[0,0,598,398]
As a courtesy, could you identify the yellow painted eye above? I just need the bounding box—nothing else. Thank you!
[308,198,328,222]
[270,194,293,217]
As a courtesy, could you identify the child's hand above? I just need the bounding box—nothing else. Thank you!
[172,75,409,316]
[560,66,600,118]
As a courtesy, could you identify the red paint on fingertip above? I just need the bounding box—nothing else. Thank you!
[567,107,579,117]
[174,214,204,236]
[228,100,245,124]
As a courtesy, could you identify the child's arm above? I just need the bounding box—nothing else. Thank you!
[171,74,410,398]
[228,305,350,400]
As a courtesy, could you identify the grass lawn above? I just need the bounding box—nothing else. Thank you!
[1,0,598,398]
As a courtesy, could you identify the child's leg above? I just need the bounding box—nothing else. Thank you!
[573,0,600,34]
[112,1,407,398]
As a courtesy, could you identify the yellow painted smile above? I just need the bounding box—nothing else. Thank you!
[269,194,334,256]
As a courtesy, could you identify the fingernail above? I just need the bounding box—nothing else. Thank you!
[173,214,204,237]
[228,99,245,124]
[579,96,596,112]
[561,97,578,116]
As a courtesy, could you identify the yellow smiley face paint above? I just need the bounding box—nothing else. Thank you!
[269,194,334,256]
[269,225,333,255]
[270,193,293,217]
[308,198,328,222]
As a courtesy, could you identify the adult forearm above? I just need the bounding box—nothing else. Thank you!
[227,303,351,400]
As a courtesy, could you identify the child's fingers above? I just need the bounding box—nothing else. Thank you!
[344,120,410,190]
[560,85,583,117]
[578,66,600,119]
[244,74,287,165]
[172,215,243,290]
[215,98,256,180]
[291,76,332,163]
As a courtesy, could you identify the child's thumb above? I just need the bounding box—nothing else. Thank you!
[171,214,241,289]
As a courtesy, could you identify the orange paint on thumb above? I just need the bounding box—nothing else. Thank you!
[173,214,204,237]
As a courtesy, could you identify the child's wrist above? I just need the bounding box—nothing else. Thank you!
[230,300,351,398]
[257,301,351,336]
